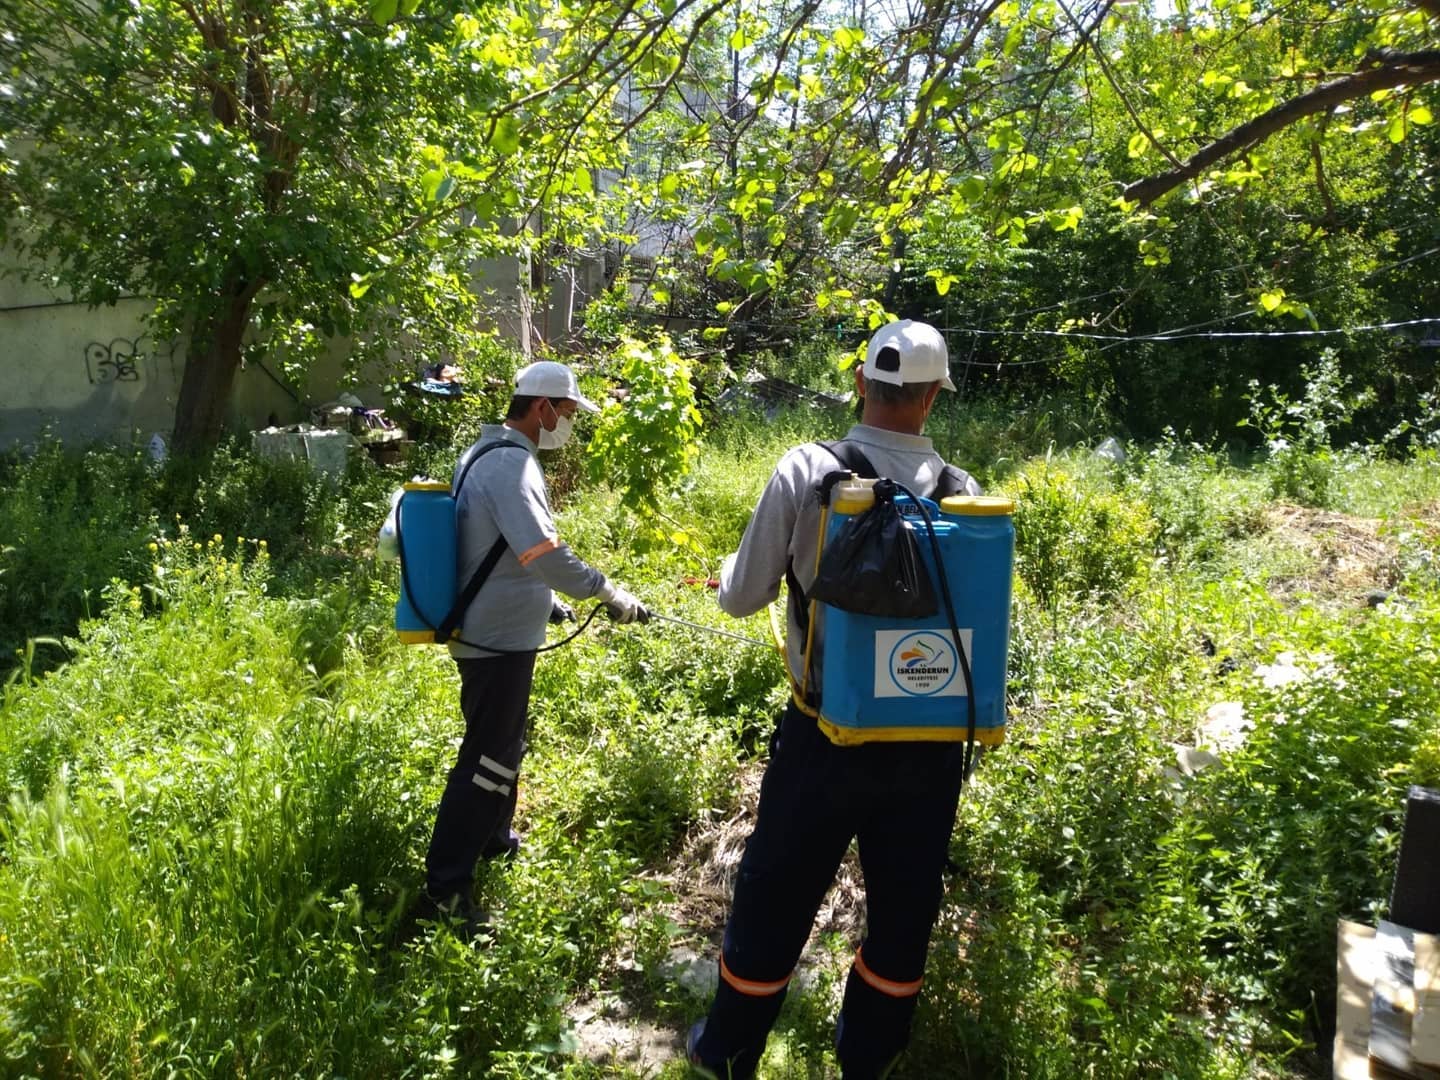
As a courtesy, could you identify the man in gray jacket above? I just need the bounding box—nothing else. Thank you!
[688,321,980,1079]
[424,360,647,933]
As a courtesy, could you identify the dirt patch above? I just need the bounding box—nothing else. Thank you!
[567,762,864,1068]
[1259,504,1404,604]
[566,994,684,1073]
[659,762,868,949]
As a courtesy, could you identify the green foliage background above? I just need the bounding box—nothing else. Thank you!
[1,386,1438,1076]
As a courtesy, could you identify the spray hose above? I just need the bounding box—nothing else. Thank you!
[891,481,979,780]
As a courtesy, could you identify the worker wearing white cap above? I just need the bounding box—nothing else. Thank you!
[424,360,647,937]
[687,320,981,1078]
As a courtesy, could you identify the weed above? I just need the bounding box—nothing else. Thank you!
[1004,457,1157,610]
[1,405,1437,1077]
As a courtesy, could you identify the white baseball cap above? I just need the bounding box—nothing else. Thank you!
[513,360,600,412]
[862,320,956,392]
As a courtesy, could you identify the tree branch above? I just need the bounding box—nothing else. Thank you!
[1124,49,1440,206]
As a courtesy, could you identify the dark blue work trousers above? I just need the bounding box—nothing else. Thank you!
[694,702,967,1079]
[425,652,535,903]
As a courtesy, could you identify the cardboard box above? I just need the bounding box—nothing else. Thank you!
[1370,921,1440,1078]
[1335,921,1440,1077]
[1416,934,1440,1066]
[1337,921,1379,1080]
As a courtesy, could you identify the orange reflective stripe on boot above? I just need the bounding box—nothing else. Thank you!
[853,948,923,998]
[720,955,792,997]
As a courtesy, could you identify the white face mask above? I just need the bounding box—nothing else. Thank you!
[538,403,575,450]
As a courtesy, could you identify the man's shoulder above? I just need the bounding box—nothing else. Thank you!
[456,431,538,491]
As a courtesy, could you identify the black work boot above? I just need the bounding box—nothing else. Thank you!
[419,890,493,945]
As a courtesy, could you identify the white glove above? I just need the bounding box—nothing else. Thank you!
[595,580,650,624]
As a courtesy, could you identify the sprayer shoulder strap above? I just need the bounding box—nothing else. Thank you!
[784,441,972,639]
[933,463,981,499]
[783,441,878,647]
[821,439,978,499]
[434,440,528,644]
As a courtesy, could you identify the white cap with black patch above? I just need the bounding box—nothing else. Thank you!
[862,320,956,392]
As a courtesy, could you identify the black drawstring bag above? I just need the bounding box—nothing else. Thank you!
[810,479,938,619]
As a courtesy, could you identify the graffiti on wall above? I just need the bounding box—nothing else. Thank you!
[83,336,179,385]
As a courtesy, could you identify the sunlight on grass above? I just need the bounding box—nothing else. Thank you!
[1,408,1437,1076]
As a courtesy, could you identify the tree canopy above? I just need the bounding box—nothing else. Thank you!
[2,0,1437,449]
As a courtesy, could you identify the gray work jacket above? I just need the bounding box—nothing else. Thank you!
[717,424,980,688]
[447,424,605,658]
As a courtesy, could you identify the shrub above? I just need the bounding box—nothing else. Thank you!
[0,439,158,676]
[1240,348,1375,508]
[1184,589,1440,1019]
[1124,435,1269,562]
[1005,460,1157,610]
[930,390,1116,482]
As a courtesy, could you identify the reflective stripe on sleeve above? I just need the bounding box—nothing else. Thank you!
[720,956,792,997]
[516,539,559,566]
[853,949,923,998]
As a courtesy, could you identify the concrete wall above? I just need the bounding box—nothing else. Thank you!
[0,291,184,448]
[0,279,520,451]
[0,270,317,449]
[0,239,585,450]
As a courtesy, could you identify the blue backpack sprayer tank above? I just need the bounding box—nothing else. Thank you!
[394,480,458,644]
[390,442,602,652]
[809,477,1014,748]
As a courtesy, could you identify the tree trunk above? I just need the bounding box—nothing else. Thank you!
[171,289,254,456]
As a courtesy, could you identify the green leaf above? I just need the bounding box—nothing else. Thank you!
[1053,205,1083,232]
[489,115,521,156]
[1258,290,1284,312]
[823,202,860,238]
[1387,114,1407,143]
[369,0,398,25]
[1410,105,1433,126]
[420,168,447,203]
[959,176,986,202]
[1002,23,1024,58]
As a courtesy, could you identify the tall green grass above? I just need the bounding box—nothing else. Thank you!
[1,404,1437,1077]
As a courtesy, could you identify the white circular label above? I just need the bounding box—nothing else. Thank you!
[886,631,958,697]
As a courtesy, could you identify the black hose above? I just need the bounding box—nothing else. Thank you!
[892,482,978,781]
[450,603,606,655]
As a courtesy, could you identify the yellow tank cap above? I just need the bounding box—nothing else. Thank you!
[403,480,451,492]
[940,495,1014,516]
[831,476,878,515]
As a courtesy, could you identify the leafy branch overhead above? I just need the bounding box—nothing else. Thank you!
[2,0,1438,451]
[1123,47,1440,206]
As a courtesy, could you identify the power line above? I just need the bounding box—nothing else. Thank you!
[942,315,1440,347]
